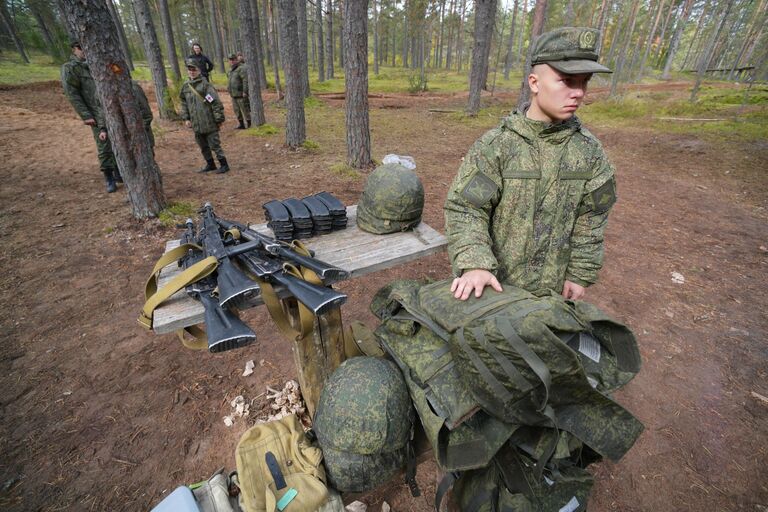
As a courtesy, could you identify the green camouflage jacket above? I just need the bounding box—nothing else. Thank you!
[226,63,248,98]
[60,55,105,128]
[444,111,617,293]
[180,76,224,134]
[131,80,153,128]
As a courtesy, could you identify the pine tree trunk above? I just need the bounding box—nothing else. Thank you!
[402,14,409,67]
[326,0,334,78]
[373,0,379,74]
[276,0,305,146]
[343,0,371,168]
[106,0,133,70]
[296,0,310,97]
[516,0,527,61]
[445,0,456,69]
[208,0,225,73]
[238,0,266,125]
[467,0,497,115]
[517,0,547,111]
[30,3,59,60]
[456,0,466,71]
[503,0,519,80]
[437,0,446,67]
[268,0,282,97]
[652,0,676,66]
[691,0,736,101]
[60,0,166,219]
[338,0,345,69]
[728,0,767,80]
[193,0,213,59]
[133,0,176,119]
[316,0,325,81]
[250,0,269,89]
[263,0,272,66]
[638,0,667,79]
[595,0,609,53]
[662,0,695,79]
[157,0,181,82]
[609,0,640,96]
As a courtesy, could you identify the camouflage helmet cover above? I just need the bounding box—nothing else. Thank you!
[531,27,612,74]
[185,58,200,69]
[314,357,414,493]
[356,163,425,234]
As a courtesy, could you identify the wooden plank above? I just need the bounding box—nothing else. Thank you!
[151,205,447,334]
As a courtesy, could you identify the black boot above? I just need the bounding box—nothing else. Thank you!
[197,158,216,173]
[215,157,230,174]
[236,120,246,130]
[112,167,123,184]
[102,168,117,193]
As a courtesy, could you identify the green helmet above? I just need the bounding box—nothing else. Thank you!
[356,163,424,234]
[313,357,414,493]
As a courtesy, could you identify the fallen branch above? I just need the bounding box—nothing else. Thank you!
[655,117,726,122]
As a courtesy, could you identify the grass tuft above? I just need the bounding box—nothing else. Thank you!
[329,162,361,179]
[243,124,279,136]
[158,201,196,227]
[304,96,324,108]
[302,139,320,150]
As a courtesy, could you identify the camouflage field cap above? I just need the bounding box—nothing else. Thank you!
[531,27,612,74]
[356,163,424,235]
[313,357,414,493]
[228,53,237,60]
[185,59,200,69]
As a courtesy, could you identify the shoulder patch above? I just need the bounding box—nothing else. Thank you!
[461,172,499,208]
[591,177,617,213]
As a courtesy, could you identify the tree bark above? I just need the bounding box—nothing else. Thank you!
[238,0,266,125]
[609,0,640,96]
[729,0,767,79]
[516,0,547,111]
[652,0,677,66]
[662,0,695,79]
[268,0,282,97]
[456,0,466,70]
[503,0,519,80]
[373,0,379,74]
[516,0,527,62]
[338,0,344,69]
[276,0,306,146]
[132,0,176,119]
[60,0,166,219]
[691,0,736,101]
[193,0,213,59]
[29,1,60,60]
[250,0,269,89]
[467,0,497,115]
[343,0,371,168]
[316,0,325,80]
[296,0,310,96]
[326,0,334,78]
[638,0,667,79]
[262,0,271,65]
[157,0,181,82]
[595,0,609,53]
[208,0,225,73]
[105,0,134,69]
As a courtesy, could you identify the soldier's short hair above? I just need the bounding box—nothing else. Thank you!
[70,41,81,49]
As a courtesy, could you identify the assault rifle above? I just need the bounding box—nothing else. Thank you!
[179,219,256,353]
[214,217,350,284]
[199,203,261,306]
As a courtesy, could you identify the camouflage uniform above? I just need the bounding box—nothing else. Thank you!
[227,61,250,127]
[60,54,117,175]
[131,80,154,150]
[444,27,616,294]
[180,74,227,166]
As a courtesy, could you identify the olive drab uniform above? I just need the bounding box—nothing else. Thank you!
[180,73,229,173]
[131,80,154,150]
[60,54,119,190]
[227,61,250,128]
[444,112,617,294]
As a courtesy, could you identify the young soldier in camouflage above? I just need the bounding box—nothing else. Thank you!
[180,60,230,174]
[445,27,616,302]
[60,41,120,193]
[227,54,250,130]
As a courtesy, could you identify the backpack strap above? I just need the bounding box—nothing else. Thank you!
[434,472,460,512]
[496,315,552,412]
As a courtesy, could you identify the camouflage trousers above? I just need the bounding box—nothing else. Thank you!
[194,130,226,161]
[90,125,117,171]
[232,96,250,124]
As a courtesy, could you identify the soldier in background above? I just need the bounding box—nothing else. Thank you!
[60,41,121,193]
[445,27,617,302]
[131,80,155,152]
[187,43,214,81]
[180,60,229,174]
[227,54,250,130]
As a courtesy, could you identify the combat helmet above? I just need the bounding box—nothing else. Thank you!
[356,163,424,234]
[313,357,414,493]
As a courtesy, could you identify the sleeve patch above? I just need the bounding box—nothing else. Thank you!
[461,172,499,208]
[591,178,617,213]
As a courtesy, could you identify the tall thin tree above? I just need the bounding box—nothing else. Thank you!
[249,0,269,88]
[296,0,311,96]
[467,0,498,115]
[157,0,181,82]
[208,0,226,72]
[343,0,372,168]
[238,0,266,125]
[132,0,176,119]
[326,0,335,77]
[662,0,695,79]
[691,0,736,101]
[276,0,305,146]
[59,0,166,219]
[316,0,326,80]
[503,0,520,80]
[516,0,547,111]
[0,2,29,63]
[609,0,640,96]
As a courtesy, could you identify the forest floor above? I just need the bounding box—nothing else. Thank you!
[0,79,766,512]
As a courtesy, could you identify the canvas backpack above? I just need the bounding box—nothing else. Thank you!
[234,414,344,512]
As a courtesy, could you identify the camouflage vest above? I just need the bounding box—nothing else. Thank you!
[371,280,515,472]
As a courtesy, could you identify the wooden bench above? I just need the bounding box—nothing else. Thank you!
[152,205,447,415]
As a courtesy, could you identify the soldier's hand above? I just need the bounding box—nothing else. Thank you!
[84,118,96,126]
[451,269,503,301]
[98,131,107,141]
[562,280,585,301]
[184,120,192,128]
